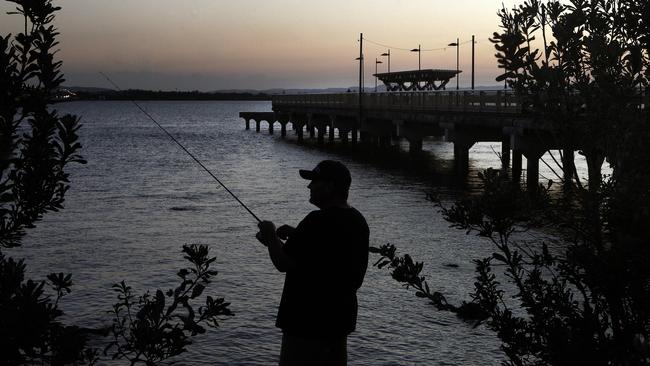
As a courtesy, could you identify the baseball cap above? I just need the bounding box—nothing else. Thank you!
[299,160,351,188]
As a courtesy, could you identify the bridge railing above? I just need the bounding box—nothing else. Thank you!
[272,89,650,115]
[272,90,524,114]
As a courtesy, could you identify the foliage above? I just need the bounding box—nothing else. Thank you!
[372,3,649,364]
[369,243,488,323]
[370,169,551,325]
[1,2,233,365]
[373,166,650,365]
[106,245,233,365]
[489,0,648,189]
[0,253,99,364]
[0,1,92,363]
[1,0,86,249]
[0,244,233,365]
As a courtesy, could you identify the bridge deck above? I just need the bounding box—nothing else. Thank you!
[273,90,524,115]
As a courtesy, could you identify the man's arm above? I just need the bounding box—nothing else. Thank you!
[257,221,296,272]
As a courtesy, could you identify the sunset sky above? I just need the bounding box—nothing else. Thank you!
[1,1,527,90]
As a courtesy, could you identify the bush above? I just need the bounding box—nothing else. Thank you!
[1,1,233,364]
[372,1,650,364]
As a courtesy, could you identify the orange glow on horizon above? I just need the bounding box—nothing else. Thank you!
[0,0,527,90]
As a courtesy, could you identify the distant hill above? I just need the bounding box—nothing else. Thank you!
[62,86,113,93]
[58,87,270,101]
[213,87,359,95]
[58,84,510,101]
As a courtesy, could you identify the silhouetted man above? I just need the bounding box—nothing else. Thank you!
[256,160,369,366]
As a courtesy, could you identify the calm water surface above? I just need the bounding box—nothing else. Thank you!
[13,101,586,365]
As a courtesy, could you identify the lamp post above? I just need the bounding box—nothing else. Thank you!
[380,50,391,74]
[471,35,475,90]
[355,56,364,92]
[375,59,383,92]
[448,38,459,90]
[357,33,364,96]
[410,44,421,71]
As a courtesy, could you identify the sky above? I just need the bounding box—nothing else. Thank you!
[0,1,527,91]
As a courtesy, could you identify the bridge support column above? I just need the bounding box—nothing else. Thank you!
[295,124,304,142]
[368,135,379,147]
[408,138,423,155]
[512,151,522,184]
[524,149,545,196]
[268,121,274,135]
[351,129,358,144]
[359,131,370,144]
[340,129,349,145]
[328,123,335,144]
[501,136,511,176]
[255,120,260,133]
[309,125,315,139]
[378,135,391,148]
[276,115,290,138]
[317,126,325,146]
[245,119,250,130]
[454,141,474,175]
[562,149,575,188]
[586,152,605,193]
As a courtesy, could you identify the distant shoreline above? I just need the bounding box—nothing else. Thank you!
[58,89,271,102]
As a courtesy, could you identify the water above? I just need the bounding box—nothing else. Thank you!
[10,100,585,365]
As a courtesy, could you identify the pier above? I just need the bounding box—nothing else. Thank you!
[240,89,648,190]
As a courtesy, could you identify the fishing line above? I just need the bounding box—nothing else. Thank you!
[99,72,262,223]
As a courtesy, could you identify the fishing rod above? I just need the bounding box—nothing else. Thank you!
[99,72,262,223]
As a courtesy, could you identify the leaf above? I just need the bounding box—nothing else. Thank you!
[492,252,507,263]
[156,290,166,306]
[377,260,391,269]
[177,268,189,278]
[191,284,205,299]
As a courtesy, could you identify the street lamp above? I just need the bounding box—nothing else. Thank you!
[448,38,459,90]
[355,56,364,92]
[375,59,383,92]
[380,50,391,74]
[471,35,475,90]
[357,33,364,95]
[410,44,421,71]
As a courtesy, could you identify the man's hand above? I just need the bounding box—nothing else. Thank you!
[256,220,277,247]
[276,224,295,240]
[258,220,296,272]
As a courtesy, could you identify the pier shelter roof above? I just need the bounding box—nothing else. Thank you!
[373,69,461,92]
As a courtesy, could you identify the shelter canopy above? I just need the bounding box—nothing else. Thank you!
[373,69,461,91]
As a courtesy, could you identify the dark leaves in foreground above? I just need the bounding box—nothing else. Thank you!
[1,0,86,249]
[369,244,488,324]
[1,2,233,365]
[105,244,233,365]
[373,162,650,366]
[0,253,99,365]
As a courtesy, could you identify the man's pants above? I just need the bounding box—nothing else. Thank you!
[279,333,347,366]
